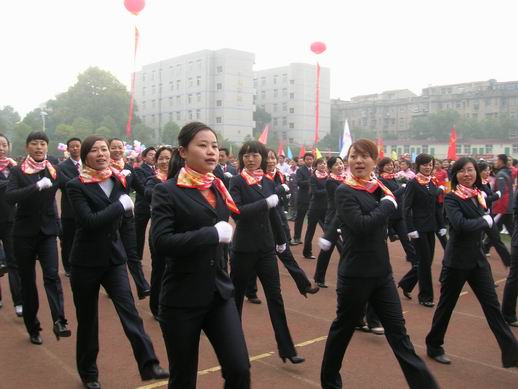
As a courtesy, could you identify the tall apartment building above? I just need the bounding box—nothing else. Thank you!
[134,49,255,143]
[332,79,518,139]
[254,63,331,147]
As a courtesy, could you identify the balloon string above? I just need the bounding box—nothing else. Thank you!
[126,23,140,138]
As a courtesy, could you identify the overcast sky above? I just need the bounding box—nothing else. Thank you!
[1,0,517,117]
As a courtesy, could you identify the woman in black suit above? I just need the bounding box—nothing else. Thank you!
[109,138,150,299]
[314,156,346,288]
[399,154,444,307]
[151,123,250,388]
[67,135,168,389]
[426,157,518,367]
[144,146,173,318]
[5,131,69,344]
[265,149,319,297]
[0,133,23,317]
[320,139,438,389]
[229,141,304,364]
[302,158,328,259]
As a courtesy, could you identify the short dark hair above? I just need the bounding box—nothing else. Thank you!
[142,146,156,157]
[327,156,343,171]
[238,141,268,171]
[313,157,325,169]
[26,131,49,145]
[497,154,509,165]
[219,148,230,157]
[107,138,124,146]
[155,145,174,161]
[377,157,394,172]
[80,135,108,164]
[415,153,434,173]
[451,157,482,190]
[348,139,378,161]
[303,152,314,161]
[0,133,10,146]
[478,161,490,172]
[66,137,81,147]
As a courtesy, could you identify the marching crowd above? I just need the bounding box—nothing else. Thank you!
[1,123,518,389]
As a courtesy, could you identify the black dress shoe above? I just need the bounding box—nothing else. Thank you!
[398,286,412,300]
[0,264,8,276]
[138,289,151,300]
[53,320,71,340]
[303,254,316,260]
[429,354,451,364]
[302,285,319,298]
[141,363,169,381]
[506,320,518,327]
[83,380,101,389]
[246,296,262,304]
[316,282,328,288]
[289,239,302,246]
[419,301,435,308]
[281,355,305,364]
[30,334,43,345]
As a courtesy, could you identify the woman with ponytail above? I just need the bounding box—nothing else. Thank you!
[320,139,438,389]
[425,157,518,367]
[151,123,250,388]
[67,135,168,389]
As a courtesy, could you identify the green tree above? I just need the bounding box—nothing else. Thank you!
[95,126,113,137]
[132,123,155,146]
[160,121,181,146]
[72,117,95,139]
[0,106,21,134]
[253,107,271,138]
[55,124,76,141]
[10,122,33,157]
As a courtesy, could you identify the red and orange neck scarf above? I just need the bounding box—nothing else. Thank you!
[21,156,57,180]
[264,169,285,184]
[453,184,487,210]
[0,157,17,172]
[415,173,438,186]
[481,178,489,186]
[110,158,125,172]
[79,165,127,188]
[315,170,329,179]
[329,172,346,182]
[344,173,395,200]
[380,172,395,180]
[177,165,240,214]
[240,168,264,186]
[156,170,168,183]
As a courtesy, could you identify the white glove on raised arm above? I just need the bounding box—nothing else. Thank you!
[439,228,447,236]
[381,196,398,209]
[224,172,233,178]
[214,221,233,243]
[408,231,419,240]
[118,194,134,211]
[439,185,447,192]
[319,238,332,251]
[495,190,502,199]
[266,194,279,209]
[281,184,290,193]
[36,177,52,191]
[276,243,287,254]
[482,215,494,229]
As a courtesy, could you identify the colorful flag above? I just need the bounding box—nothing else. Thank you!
[299,145,306,158]
[339,119,353,159]
[258,124,269,145]
[314,147,322,159]
[287,146,293,159]
[377,137,384,159]
[277,140,285,157]
[391,150,398,161]
[447,127,457,160]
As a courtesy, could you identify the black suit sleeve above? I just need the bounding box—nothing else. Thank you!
[403,180,417,232]
[130,168,145,196]
[323,216,340,242]
[67,181,125,230]
[296,168,309,190]
[144,176,157,203]
[151,184,219,256]
[310,176,326,197]
[444,194,487,233]
[335,186,395,234]
[5,168,39,204]
[229,177,268,220]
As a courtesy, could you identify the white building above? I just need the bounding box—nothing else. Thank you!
[134,48,255,143]
[254,63,331,147]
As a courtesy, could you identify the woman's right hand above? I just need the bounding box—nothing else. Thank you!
[214,221,233,243]
[118,194,134,211]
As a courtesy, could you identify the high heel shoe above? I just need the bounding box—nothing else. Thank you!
[398,285,412,300]
[281,355,305,364]
[53,320,71,340]
[302,285,320,298]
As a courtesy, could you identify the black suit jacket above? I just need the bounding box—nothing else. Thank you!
[379,177,406,221]
[5,165,61,237]
[58,158,81,219]
[480,182,500,211]
[295,165,312,204]
[404,178,441,233]
[229,174,285,253]
[0,169,15,223]
[144,176,162,204]
[335,185,395,278]
[150,176,234,307]
[134,164,155,215]
[309,175,328,211]
[66,177,127,267]
[443,192,489,269]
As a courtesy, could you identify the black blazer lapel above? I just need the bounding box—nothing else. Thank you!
[183,187,218,216]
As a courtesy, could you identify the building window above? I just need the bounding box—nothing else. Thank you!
[196,60,202,72]
[188,110,193,120]
[188,78,193,88]
[261,77,266,86]
[430,147,435,155]
[273,75,278,84]
[282,103,287,112]
[274,89,278,98]
[422,145,428,153]
[168,112,172,122]
[513,144,518,154]
[188,94,192,104]
[217,66,223,73]
[169,81,174,91]
[216,117,222,124]
[176,80,181,89]
[168,97,172,107]
[151,71,155,81]
[282,74,288,83]
[142,72,146,82]
[196,93,201,102]
[282,88,287,97]
[217,83,222,90]
[196,109,200,119]
[456,144,462,154]
[289,123,294,129]
[142,101,146,109]
[273,118,278,126]
[289,93,294,100]
[485,144,493,154]
[151,114,155,124]
[176,111,181,121]
[282,117,287,126]
[404,145,410,153]
[290,80,295,85]
[289,107,294,113]
[273,103,278,112]
[463,144,470,154]
[196,76,201,86]
[152,100,156,109]
[152,85,156,95]
[176,96,181,105]
[261,91,266,100]
[216,100,222,107]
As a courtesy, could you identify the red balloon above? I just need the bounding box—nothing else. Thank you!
[124,0,146,16]
[310,41,327,55]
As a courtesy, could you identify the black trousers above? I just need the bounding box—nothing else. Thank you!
[293,200,309,240]
[314,223,344,285]
[60,218,76,273]
[149,240,165,318]
[321,273,438,389]
[70,264,158,382]
[426,265,518,367]
[390,218,418,263]
[483,223,512,267]
[135,212,150,261]
[159,294,250,389]
[0,222,22,306]
[231,250,297,357]
[121,215,150,295]
[399,231,435,303]
[502,246,518,322]
[14,234,66,335]
[303,207,326,257]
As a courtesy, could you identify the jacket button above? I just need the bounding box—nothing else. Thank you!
[210,260,215,266]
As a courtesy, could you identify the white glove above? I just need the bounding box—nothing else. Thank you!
[401,183,407,188]
[319,238,332,251]
[266,194,279,209]
[276,243,287,254]
[118,194,134,211]
[286,194,292,200]
[281,183,290,193]
[36,177,52,191]
[439,185,447,192]
[439,228,447,236]
[408,231,419,239]
[482,215,494,228]
[337,228,342,234]
[381,196,398,209]
[214,221,233,243]
[495,190,502,199]
[224,172,233,178]
[482,191,488,198]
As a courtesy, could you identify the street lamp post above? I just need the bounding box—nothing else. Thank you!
[40,110,48,132]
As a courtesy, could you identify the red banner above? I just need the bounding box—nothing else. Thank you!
[126,26,140,138]
[447,127,457,160]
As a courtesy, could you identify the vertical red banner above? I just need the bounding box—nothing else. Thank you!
[126,26,140,138]
[314,62,320,147]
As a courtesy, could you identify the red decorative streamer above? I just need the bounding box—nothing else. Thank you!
[126,26,140,138]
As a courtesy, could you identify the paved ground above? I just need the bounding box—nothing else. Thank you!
[1,220,518,389]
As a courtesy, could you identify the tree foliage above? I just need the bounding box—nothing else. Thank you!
[253,106,272,138]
